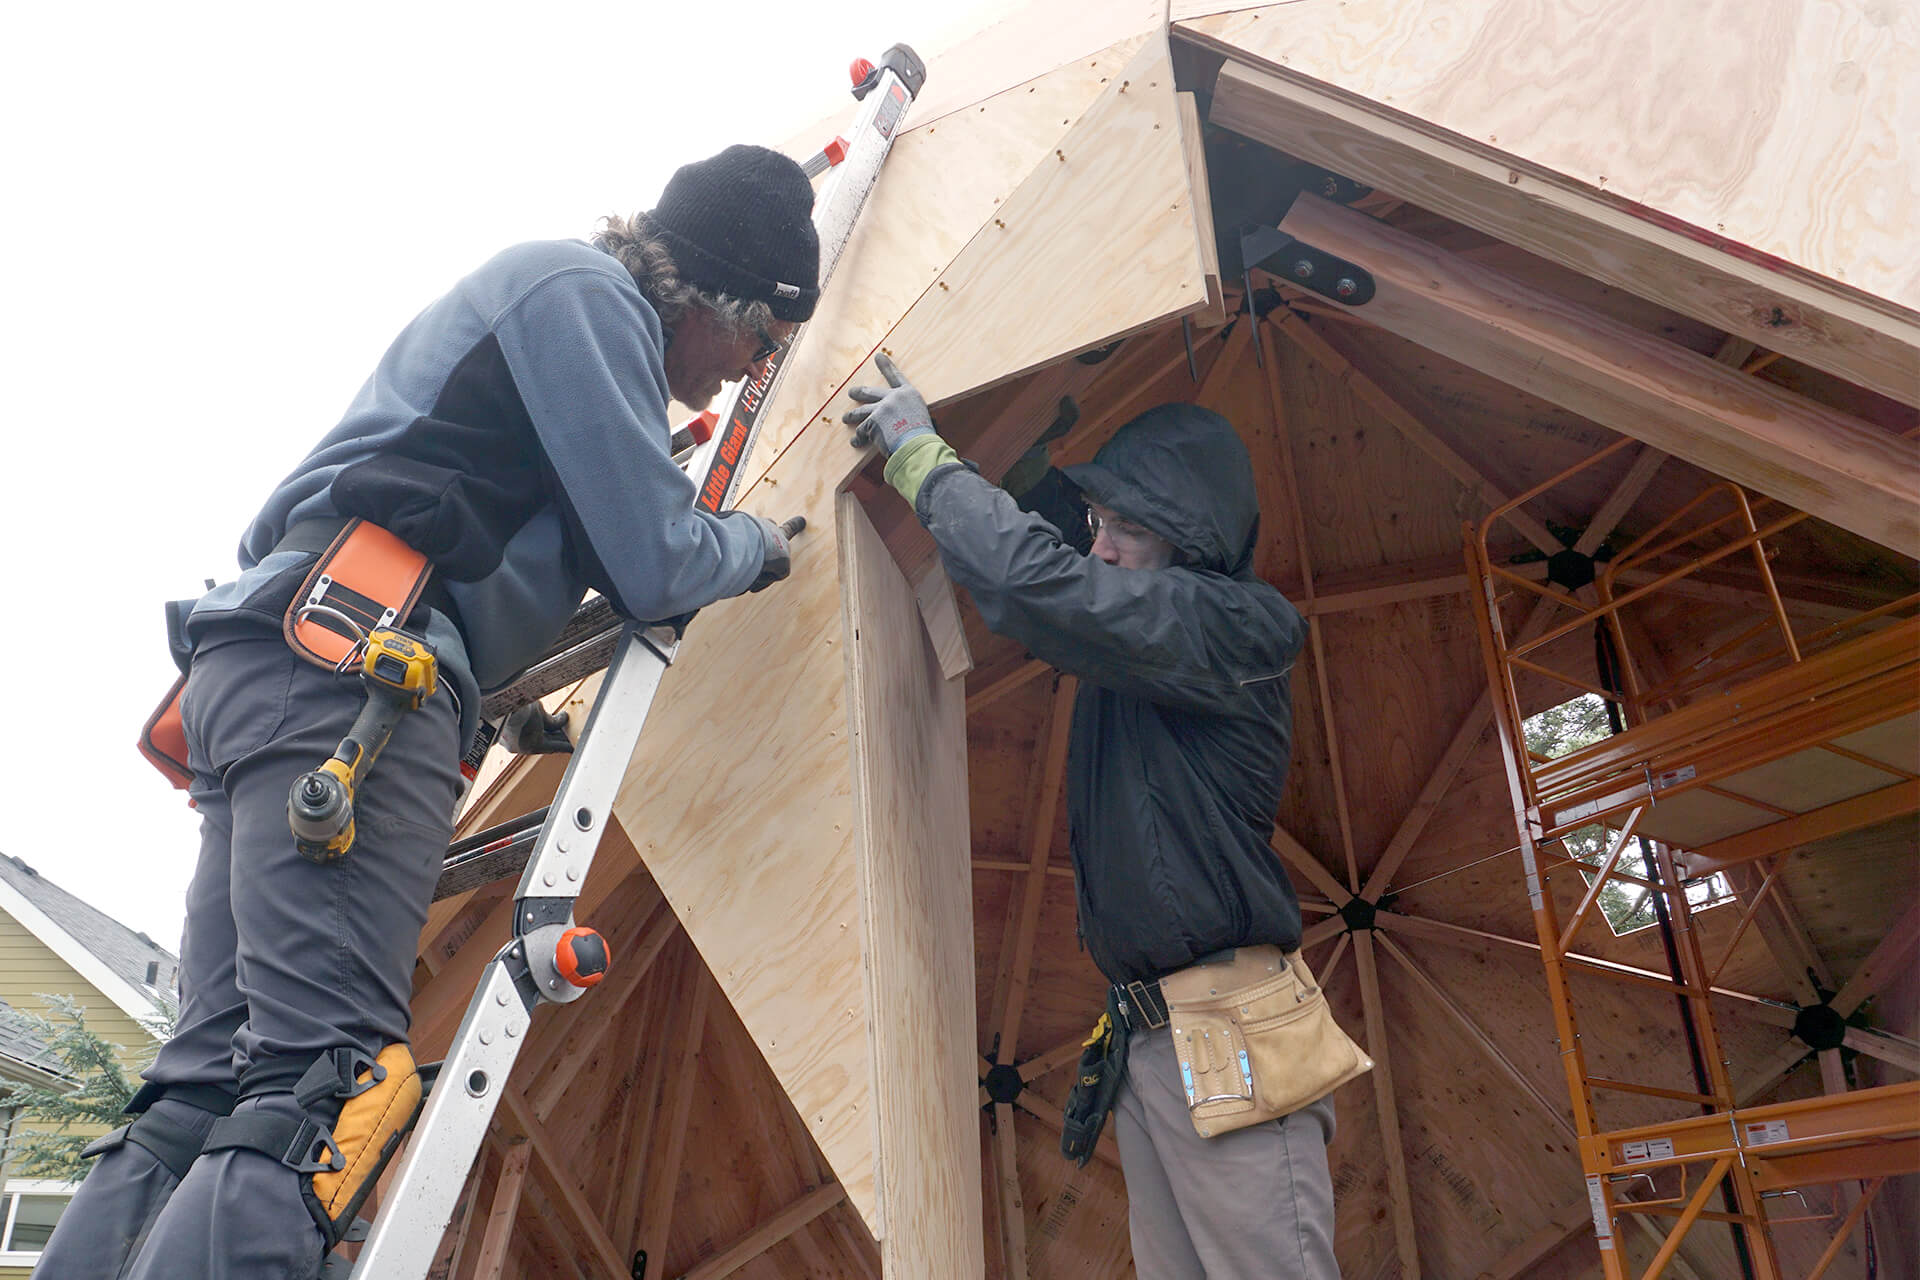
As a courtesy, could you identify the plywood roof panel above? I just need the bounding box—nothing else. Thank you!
[1183,0,1920,313]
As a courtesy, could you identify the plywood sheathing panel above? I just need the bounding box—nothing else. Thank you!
[740,35,1153,501]
[838,492,985,1273]
[605,495,874,1224]
[1186,1,1920,407]
[661,963,874,1279]
[894,0,1166,132]
[1196,0,1920,309]
[849,36,1211,418]
[1320,600,1486,874]
[1169,0,1279,19]
[1269,324,1489,576]
[590,38,1208,1241]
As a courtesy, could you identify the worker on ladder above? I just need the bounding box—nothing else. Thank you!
[847,359,1356,1279]
[41,145,818,1280]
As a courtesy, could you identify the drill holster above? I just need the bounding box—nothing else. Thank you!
[1059,988,1130,1167]
[204,1044,425,1247]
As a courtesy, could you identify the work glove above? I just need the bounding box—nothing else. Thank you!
[749,515,806,592]
[501,703,574,756]
[843,353,937,456]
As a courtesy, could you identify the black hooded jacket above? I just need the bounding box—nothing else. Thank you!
[917,404,1307,983]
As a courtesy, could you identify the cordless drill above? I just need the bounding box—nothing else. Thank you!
[288,628,438,861]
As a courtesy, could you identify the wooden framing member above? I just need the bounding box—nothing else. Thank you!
[1378,930,1575,1137]
[1477,1197,1593,1280]
[678,1183,849,1280]
[472,1140,534,1280]
[992,1104,1031,1280]
[1350,932,1421,1276]
[986,675,1077,1063]
[1259,322,1360,889]
[1274,193,1920,556]
[634,970,711,1271]
[1201,51,1920,407]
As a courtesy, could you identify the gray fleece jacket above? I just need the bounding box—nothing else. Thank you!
[188,239,772,740]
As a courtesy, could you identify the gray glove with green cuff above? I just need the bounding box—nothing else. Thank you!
[843,353,957,504]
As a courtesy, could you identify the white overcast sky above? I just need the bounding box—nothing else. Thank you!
[0,0,1005,949]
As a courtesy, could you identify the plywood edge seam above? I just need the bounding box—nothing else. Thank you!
[737,31,1160,506]
[836,489,894,1246]
[835,490,986,1273]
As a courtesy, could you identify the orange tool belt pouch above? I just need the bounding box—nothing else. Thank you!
[138,675,194,790]
[137,519,433,791]
[1162,945,1372,1139]
[283,518,433,670]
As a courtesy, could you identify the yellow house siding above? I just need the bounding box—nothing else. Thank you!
[0,914,163,1152]
[1,1265,34,1279]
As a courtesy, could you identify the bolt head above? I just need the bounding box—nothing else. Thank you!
[1292,259,1315,280]
[1336,277,1359,298]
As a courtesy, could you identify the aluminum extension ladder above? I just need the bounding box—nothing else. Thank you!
[348,43,926,1279]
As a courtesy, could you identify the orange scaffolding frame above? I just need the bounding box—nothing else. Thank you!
[1464,438,1920,1280]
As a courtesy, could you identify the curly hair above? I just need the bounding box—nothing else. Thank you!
[593,212,776,339]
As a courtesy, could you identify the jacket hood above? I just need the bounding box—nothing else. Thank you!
[1062,403,1261,576]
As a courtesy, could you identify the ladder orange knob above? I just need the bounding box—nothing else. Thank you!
[555,927,610,989]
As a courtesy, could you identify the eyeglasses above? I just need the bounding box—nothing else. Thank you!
[1086,508,1153,543]
[750,327,785,365]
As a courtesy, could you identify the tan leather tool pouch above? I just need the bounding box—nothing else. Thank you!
[1162,944,1372,1139]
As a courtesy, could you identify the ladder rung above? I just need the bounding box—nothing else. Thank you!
[480,621,624,721]
[434,808,549,900]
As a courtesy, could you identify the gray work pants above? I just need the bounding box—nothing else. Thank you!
[1114,1028,1340,1279]
[36,627,460,1280]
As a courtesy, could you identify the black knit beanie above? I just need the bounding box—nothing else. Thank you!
[647,145,820,323]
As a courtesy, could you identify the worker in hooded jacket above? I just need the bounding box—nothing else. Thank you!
[845,356,1337,1279]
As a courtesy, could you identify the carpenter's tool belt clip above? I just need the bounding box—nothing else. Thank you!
[137,519,436,793]
[1116,977,1169,1032]
[285,519,435,672]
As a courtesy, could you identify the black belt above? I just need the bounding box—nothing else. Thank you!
[1111,947,1253,1032]
[1112,977,1169,1032]
[275,517,456,631]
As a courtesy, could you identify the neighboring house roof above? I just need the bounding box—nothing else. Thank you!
[0,998,70,1084]
[0,856,178,1026]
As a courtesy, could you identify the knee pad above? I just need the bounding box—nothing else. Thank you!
[204,1044,424,1248]
[80,1083,236,1179]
